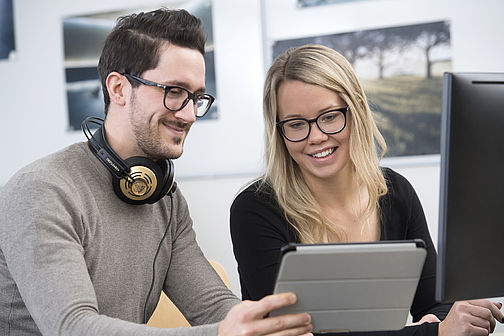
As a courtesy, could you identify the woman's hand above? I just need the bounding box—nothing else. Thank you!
[407,314,440,326]
[438,300,503,336]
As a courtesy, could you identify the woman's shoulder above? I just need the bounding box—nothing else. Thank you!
[230,178,285,225]
[233,178,276,206]
[381,167,415,194]
[230,177,294,238]
[380,167,419,210]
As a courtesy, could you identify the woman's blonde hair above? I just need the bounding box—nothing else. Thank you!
[262,44,388,243]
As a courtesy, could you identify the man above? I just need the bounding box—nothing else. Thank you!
[0,8,312,336]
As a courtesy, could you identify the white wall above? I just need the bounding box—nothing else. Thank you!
[1,0,503,320]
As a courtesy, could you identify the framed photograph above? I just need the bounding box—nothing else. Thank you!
[272,21,451,157]
[0,0,15,60]
[62,0,216,131]
[297,0,378,8]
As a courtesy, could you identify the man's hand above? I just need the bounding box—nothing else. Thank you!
[218,293,313,336]
[439,300,503,336]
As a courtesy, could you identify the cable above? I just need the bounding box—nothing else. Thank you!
[143,193,174,324]
[81,116,104,141]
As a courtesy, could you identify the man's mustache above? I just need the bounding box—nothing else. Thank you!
[161,118,191,131]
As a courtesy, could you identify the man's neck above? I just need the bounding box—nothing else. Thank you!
[103,113,139,160]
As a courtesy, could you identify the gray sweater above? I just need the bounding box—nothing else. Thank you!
[0,142,240,335]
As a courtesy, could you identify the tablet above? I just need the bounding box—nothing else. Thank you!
[270,240,426,333]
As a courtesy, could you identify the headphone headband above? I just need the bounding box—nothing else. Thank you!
[88,124,129,179]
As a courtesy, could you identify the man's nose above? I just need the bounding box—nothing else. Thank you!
[174,101,197,123]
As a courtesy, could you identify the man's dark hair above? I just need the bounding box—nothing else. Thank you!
[97,8,206,113]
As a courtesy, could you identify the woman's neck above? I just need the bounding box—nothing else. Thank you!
[305,165,360,211]
[304,166,379,242]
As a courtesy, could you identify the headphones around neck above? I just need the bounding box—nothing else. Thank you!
[82,117,176,205]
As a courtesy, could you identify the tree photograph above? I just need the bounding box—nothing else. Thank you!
[273,21,451,157]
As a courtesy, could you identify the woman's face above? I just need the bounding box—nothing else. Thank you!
[277,79,352,184]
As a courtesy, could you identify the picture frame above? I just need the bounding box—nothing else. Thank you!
[62,0,217,131]
[270,20,451,158]
[0,0,16,61]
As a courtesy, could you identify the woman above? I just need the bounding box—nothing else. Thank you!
[230,44,502,336]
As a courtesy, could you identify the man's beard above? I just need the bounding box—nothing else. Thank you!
[134,121,184,160]
[129,96,189,161]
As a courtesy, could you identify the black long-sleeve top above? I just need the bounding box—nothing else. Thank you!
[230,168,451,336]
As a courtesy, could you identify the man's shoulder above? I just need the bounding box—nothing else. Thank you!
[0,143,98,226]
[3,142,93,192]
[18,142,89,172]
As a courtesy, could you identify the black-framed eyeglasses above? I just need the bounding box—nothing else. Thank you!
[276,106,348,142]
[123,73,215,118]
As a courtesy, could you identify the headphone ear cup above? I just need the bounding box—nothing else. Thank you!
[112,157,164,205]
[157,159,176,197]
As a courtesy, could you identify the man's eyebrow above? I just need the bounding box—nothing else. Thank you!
[163,80,206,94]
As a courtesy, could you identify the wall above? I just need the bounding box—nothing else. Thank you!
[1,0,503,321]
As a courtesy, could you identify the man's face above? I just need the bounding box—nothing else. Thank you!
[128,44,206,160]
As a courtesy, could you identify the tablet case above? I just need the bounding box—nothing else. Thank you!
[270,240,427,333]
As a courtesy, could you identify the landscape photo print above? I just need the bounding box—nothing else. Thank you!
[273,21,451,157]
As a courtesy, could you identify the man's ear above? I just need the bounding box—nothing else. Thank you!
[106,72,128,106]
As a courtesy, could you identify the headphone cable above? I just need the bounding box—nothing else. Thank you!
[143,193,174,324]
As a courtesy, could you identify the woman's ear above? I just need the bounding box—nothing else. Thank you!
[106,72,128,106]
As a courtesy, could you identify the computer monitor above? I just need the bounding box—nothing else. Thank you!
[436,72,504,303]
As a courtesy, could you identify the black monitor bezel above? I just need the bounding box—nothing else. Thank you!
[436,72,504,303]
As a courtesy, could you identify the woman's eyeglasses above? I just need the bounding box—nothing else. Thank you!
[276,106,348,142]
